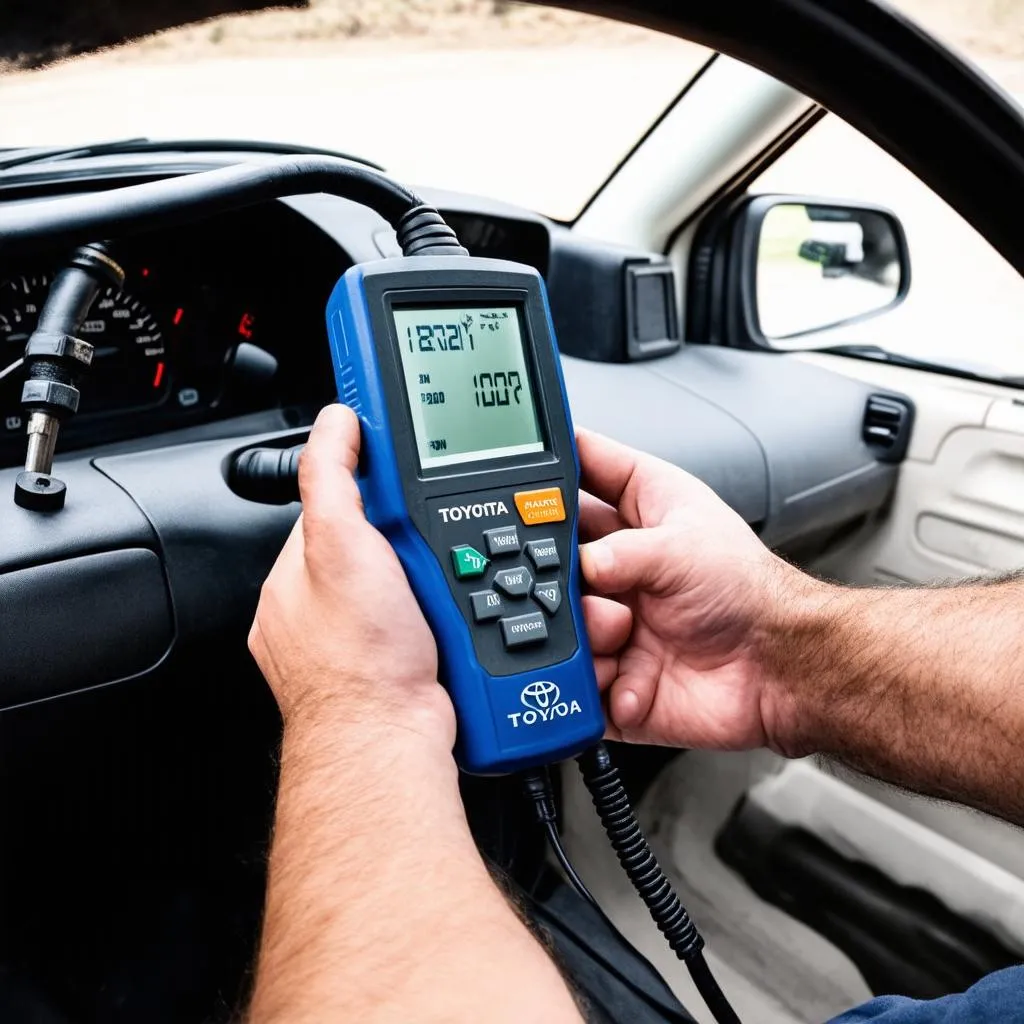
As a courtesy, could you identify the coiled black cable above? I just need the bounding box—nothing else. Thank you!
[577,743,741,1024]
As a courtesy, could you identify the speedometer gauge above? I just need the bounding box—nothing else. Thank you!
[0,274,169,416]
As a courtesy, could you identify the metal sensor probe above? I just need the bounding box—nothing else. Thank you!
[14,242,124,511]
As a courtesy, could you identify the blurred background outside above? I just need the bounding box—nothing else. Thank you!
[1,0,1024,372]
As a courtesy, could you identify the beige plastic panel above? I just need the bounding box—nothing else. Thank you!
[798,353,994,464]
[786,353,1024,906]
[794,354,1024,585]
[750,761,1024,954]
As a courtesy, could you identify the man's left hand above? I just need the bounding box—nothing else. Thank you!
[248,403,454,747]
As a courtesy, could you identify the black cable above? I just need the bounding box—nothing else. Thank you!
[0,155,466,258]
[523,759,741,1022]
[543,820,598,907]
[577,743,742,1024]
[687,951,742,1024]
[523,890,694,1024]
[521,768,597,907]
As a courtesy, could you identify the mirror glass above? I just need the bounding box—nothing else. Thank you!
[756,203,903,342]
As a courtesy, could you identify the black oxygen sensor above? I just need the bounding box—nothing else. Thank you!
[14,242,124,511]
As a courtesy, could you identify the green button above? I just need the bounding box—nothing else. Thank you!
[451,545,489,579]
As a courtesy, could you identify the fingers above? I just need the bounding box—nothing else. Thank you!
[609,685,644,730]
[594,656,620,692]
[580,526,673,597]
[584,595,632,702]
[298,404,364,530]
[583,595,632,655]
[579,491,625,543]
[607,647,661,737]
[576,428,644,526]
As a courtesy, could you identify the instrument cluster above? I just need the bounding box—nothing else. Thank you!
[0,200,350,466]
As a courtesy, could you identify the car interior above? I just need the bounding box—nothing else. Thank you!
[3,2,1024,1022]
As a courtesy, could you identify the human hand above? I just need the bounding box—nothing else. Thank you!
[578,429,820,755]
[249,404,454,748]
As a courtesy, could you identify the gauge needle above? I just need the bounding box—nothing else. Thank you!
[0,356,23,381]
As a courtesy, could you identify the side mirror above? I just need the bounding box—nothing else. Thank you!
[690,195,912,348]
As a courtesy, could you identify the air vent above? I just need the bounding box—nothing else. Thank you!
[863,394,913,463]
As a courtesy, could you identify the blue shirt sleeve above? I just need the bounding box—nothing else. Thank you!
[829,967,1024,1023]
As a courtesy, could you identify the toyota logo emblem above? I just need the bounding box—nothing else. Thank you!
[521,680,560,712]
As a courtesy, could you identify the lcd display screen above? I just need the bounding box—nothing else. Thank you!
[392,305,545,469]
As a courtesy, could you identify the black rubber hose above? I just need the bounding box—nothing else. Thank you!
[230,444,304,505]
[577,743,742,1024]
[0,156,453,256]
[36,242,124,334]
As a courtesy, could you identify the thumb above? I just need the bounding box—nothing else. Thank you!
[580,526,674,596]
[298,403,364,531]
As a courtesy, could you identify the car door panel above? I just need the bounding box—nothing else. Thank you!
[749,351,1024,957]
[800,354,1024,587]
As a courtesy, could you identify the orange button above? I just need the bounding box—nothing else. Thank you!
[514,487,566,526]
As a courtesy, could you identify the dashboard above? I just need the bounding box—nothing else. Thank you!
[0,198,347,466]
[0,148,904,710]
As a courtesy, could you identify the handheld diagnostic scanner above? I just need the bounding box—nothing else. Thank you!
[325,256,604,774]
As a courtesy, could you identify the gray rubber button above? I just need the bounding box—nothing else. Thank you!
[500,612,549,648]
[532,581,562,616]
[484,526,520,557]
[470,590,506,622]
[525,538,560,571]
[493,564,533,599]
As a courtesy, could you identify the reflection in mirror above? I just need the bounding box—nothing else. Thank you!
[756,203,903,341]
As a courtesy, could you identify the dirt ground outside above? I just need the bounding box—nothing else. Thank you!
[4,1,1024,68]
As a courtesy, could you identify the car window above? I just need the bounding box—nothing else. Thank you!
[750,1,1024,378]
[0,5,712,222]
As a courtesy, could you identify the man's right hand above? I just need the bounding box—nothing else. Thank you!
[578,428,819,755]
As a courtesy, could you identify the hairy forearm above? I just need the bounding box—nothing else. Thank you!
[769,575,1024,822]
[247,714,581,1024]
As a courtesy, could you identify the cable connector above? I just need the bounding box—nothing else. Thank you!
[522,768,559,826]
[395,205,469,257]
[14,241,123,512]
[521,768,597,907]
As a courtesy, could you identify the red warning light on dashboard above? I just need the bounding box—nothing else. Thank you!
[152,361,166,390]
[141,267,150,278]
[237,311,256,340]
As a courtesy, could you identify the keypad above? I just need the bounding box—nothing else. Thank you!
[450,505,566,652]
